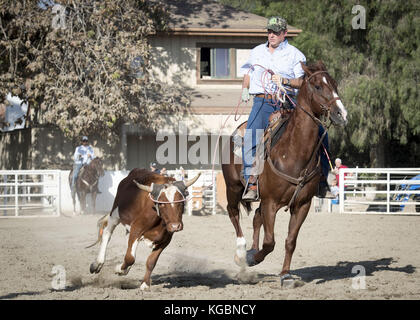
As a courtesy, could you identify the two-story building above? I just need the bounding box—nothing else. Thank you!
[0,0,301,172]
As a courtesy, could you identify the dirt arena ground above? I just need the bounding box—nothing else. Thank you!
[1,208,419,300]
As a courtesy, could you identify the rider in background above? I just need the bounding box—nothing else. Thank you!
[71,136,95,194]
[239,16,333,201]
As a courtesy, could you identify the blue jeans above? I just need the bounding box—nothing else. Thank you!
[72,163,83,188]
[242,97,281,182]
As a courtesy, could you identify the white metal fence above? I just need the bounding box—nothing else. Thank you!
[338,168,420,214]
[0,169,218,217]
[0,170,61,217]
[2,168,419,217]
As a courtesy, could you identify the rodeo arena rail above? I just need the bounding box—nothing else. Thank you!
[1,168,419,217]
[0,169,217,217]
[0,170,61,217]
[337,168,420,215]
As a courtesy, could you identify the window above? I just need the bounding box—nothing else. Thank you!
[196,43,256,83]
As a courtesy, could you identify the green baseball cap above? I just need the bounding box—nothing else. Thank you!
[267,16,287,32]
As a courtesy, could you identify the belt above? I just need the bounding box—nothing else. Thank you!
[255,94,276,99]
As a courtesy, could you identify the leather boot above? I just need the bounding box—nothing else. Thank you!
[242,176,259,202]
[242,184,258,202]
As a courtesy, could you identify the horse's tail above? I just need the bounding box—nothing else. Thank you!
[240,200,252,216]
[85,213,109,249]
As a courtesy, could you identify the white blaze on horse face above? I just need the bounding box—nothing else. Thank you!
[333,91,347,121]
[323,76,348,122]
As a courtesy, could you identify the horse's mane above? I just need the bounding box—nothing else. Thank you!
[304,61,338,90]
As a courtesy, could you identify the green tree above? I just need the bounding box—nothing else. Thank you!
[0,0,189,143]
[219,0,420,167]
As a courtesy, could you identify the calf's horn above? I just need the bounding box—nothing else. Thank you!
[183,172,201,188]
[133,180,152,193]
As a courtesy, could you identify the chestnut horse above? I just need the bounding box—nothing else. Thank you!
[222,61,348,286]
[68,157,105,215]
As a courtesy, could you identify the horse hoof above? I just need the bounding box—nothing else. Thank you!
[280,273,304,288]
[246,249,258,267]
[90,262,103,274]
[234,254,246,267]
[115,263,130,276]
[140,282,150,291]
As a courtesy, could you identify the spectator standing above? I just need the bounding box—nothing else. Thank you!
[333,158,349,188]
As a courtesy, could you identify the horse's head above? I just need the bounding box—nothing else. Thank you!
[91,157,105,177]
[301,61,348,126]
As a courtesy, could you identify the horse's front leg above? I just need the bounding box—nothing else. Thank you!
[251,206,262,250]
[247,198,278,267]
[91,191,97,214]
[280,201,311,280]
[79,191,87,215]
[228,202,247,267]
[71,192,77,215]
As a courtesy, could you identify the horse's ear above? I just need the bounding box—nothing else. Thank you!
[317,60,326,71]
[301,62,312,76]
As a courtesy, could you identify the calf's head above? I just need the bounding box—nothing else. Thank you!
[133,173,201,233]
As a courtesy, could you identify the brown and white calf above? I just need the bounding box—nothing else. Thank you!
[88,168,200,290]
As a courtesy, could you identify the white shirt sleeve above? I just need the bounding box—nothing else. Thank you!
[293,50,306,78]
[239,46,257,77]
[74,147,81,162]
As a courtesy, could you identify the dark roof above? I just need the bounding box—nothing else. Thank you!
[153,0,301,37]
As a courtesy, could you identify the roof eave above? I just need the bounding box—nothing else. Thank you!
[156,27,302,37]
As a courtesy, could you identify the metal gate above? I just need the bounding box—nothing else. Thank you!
[0,170,61,217]
[338,168,420,214]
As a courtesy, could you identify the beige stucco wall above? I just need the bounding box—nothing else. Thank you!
[149,35,264,87]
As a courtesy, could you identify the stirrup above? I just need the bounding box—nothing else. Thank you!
[242,178,260,202]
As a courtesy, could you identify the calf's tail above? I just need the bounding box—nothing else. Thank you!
[85,213,109,248]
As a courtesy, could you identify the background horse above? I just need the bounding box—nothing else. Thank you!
[222,61,348,286]
[68,157,105,215]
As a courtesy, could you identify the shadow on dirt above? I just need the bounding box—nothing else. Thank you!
[292,257,415,284]
[152,269,237,289]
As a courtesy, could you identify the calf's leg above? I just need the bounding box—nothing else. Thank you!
[115,230,140,276]
[140,240,170,290]
[90,211,120,273]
